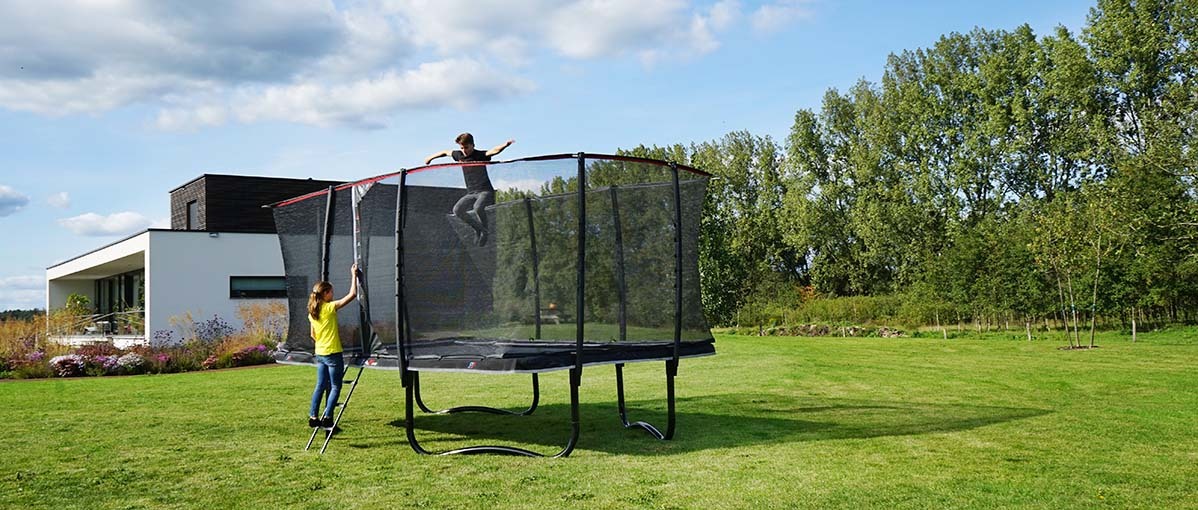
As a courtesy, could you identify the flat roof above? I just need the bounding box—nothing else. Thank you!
[168,173,345,194]
[46,229,276,270]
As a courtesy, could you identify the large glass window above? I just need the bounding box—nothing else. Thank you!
[230,276,287,298]
[95,269,145,316]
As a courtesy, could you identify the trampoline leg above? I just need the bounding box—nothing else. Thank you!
[403,369,581,457]
[413,372,539,416]
[615,360,676,440]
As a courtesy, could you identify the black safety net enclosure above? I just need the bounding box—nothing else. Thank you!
[271,153,714,456]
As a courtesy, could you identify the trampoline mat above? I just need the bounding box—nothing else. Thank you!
[273,338,714,373]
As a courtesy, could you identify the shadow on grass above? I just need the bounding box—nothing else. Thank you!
[342,392,1050,455]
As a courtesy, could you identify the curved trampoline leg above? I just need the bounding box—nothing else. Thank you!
[413,372,540,416]
[404,369,580,457]
[615,361,677,440]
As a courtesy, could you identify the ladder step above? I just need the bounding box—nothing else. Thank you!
[342,379,355,384]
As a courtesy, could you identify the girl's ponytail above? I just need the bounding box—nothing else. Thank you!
[308,281,333,320]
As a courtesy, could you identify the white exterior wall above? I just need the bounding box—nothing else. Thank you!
[145,231,284,340]
[46,280,93,310]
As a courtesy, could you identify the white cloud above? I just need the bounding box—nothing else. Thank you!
[492,178,545,193]
[223,58,534,129]
[709,0,742,31]
[0,275,44,311]
[57,211,153,236]
[47,191,71,209]
[0,185,30,217]
[751,0,813,33]
[0,1,811,128]
[0,275,41,290]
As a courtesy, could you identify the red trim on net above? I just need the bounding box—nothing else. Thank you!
[270,171,403,208]
[269,153,710,208]
[405,153,710,177]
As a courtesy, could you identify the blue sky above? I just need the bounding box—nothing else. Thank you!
[0,0,1094,310]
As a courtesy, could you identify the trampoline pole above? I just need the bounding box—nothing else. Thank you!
[610,186,627,343]
[396,170,410,382]
[321,185,335,282]
[671,163,682,363]
[565,152,587,457]
[574,152,586,376]
[524,197,541,340]
[668,162,683,440]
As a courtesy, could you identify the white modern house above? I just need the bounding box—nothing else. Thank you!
[46,175,342,346]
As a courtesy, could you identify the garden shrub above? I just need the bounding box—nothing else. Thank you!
[115,353,146,375]
[49,354,86,377]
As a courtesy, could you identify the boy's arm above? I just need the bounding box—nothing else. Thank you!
[424,149,451,165]
[485,139,514,157]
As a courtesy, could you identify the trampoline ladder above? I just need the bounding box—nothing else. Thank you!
[305,364,366,454]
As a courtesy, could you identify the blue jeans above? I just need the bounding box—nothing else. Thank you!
[309,353,345,418]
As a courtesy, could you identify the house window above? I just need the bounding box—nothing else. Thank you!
[229,276,287,299]
[186,200,199,230]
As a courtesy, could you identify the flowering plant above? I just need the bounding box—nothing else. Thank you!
[202,355,221,370]
[88,355,120,375]
[116,353,145,374]
[230,344,273,367]
[49,354,86,377]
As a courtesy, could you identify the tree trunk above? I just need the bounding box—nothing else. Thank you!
[1131,307,1137,343]
[1089,236,1103,348]
[1066,272,1081,348]
[936,310,946,340]
[1054,270,1073,348]
[1025,319,1032,342]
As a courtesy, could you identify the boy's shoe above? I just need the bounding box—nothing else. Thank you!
[309,416,320,428]
[321,415,334,428]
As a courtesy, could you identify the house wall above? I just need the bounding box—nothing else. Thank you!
[145,231,285,341]
[46,280,93,310]
[169,178,207,230]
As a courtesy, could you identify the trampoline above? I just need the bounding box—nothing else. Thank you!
[270,152,714,456]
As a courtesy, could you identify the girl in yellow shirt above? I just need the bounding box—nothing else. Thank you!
[307,263,358,428]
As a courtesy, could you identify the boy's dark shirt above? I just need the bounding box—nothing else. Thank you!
[452,150,494,193]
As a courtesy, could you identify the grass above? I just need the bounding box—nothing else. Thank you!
[2,328,1196,509]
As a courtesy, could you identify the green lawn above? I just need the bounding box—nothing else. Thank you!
[2,329,1197,509]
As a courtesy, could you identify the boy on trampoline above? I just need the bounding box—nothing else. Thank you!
[424,133,514,246]
[306,263,358,429]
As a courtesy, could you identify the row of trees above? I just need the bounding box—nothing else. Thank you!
[618,0,1197,341]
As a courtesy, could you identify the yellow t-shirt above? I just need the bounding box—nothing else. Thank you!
[309,302,342,356]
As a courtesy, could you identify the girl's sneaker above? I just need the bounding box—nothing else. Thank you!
[309,417,320,428]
